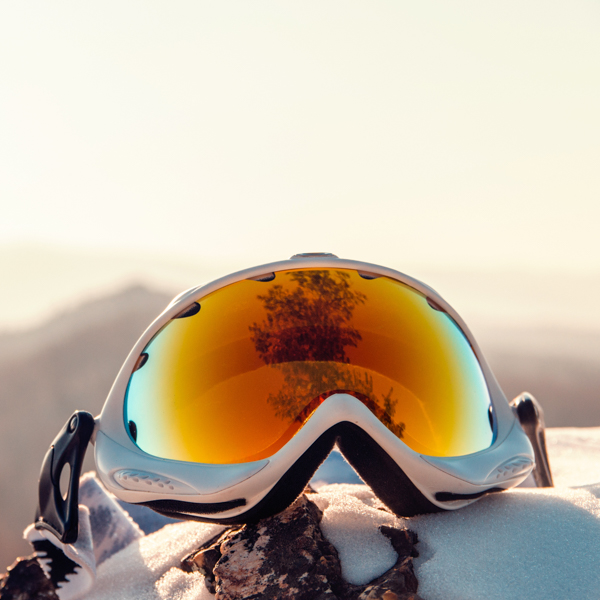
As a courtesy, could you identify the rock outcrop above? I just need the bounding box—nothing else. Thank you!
[181,493,424,600]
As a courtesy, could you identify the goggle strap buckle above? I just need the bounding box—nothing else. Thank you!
[34,411,95,543]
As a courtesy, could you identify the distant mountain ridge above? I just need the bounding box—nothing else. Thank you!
[475,324,600,427]
[0,284,173,362]
[0,285,172,569]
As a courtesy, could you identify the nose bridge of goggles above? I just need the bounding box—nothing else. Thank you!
[207,393,444,522]
[123,394,443,524]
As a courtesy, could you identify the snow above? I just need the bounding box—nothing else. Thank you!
[410,484,600,600]
[86,521,224,600]
[83,427,600,599]
[544,427,600,487]
[312,485,402,584]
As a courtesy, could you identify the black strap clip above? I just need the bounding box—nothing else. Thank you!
[510,392,554,488]
[35,411,95,543]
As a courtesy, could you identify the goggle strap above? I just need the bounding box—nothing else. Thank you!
[35,411,95,544]
[337,422,442,517]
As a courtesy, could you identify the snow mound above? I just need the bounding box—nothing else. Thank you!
[411,483,600,600]
[85,521,225,600]
[314,484,404,584]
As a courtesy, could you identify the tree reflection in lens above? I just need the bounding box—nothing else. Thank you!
[249,270,405,439]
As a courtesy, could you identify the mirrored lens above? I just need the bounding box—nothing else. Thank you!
[125,269,493,463]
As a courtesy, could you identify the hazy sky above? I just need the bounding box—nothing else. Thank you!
[1,1,600,327]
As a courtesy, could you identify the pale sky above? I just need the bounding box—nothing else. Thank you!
[1,1,600,328]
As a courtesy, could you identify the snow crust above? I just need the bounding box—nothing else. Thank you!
[84,427,600,599]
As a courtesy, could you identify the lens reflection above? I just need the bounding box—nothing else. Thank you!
[125,269,493,463]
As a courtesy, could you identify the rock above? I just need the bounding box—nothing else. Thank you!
[0,555,58,600]
[356,526,420,600]
[181,531,226,594]
[181,494,425,600]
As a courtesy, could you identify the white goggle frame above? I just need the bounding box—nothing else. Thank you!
[92,255,535,522]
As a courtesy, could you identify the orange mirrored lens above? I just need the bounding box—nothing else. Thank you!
[125,269,493,463]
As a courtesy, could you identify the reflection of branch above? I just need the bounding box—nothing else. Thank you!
[266,362,405,440]
[249,270,405,439]
[249,271,366,365]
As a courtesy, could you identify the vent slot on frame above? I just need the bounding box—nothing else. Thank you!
[248,273,276,282]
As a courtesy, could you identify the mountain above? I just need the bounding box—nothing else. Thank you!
[0,284,599,570]
[477,325,600,426]
[0,285,172,570]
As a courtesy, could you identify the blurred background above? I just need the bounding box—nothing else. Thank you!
[1,0,599,569]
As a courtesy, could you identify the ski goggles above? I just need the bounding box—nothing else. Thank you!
[35,254,551,544]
